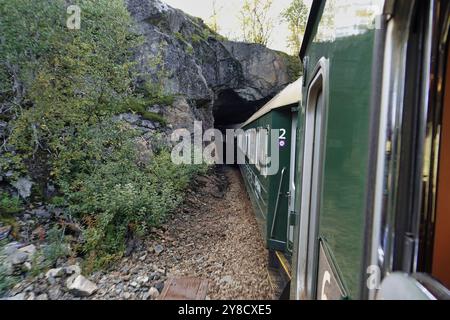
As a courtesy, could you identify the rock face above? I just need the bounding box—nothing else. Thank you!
[126,0,296,128]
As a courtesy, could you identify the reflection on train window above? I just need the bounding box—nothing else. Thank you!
[429,45,450,289]
[257,128,269,176]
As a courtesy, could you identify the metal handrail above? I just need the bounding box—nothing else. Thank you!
[270,167,286,239]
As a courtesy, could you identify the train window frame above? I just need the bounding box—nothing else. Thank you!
[370,0,450,300]
[256,127,268,175]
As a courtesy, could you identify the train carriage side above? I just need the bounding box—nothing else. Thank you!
[291,0,386,300]
[239,80,302,260]
[292,0,450,301]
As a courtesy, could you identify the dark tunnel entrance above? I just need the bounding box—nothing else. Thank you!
[213,89,273,166]
[213,89,273,131]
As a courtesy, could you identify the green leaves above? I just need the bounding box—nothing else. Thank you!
[281,0,309,55]
[239,0,274,46]
[0,192,23,215]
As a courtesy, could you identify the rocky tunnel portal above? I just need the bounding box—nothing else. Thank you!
[213,89,272,131]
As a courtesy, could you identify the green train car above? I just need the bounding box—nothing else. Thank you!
[238,79,302,257]
[239,0,450,300]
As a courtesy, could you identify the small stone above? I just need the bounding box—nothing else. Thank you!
[137,276,149,285]
[48,287,62,300]
[66,275,98,297]
[64,265,82,275]
[27,292,36,300]
[139,254,147,261]
[19,244,36,256]
[123,292,131,299]
[24,285,34,292]
[31,208,51,219]
[8,251,28,265]
[7,293,26,300]
[47,277,57,286]
[0,225,12,241]
[154,244,164,255]
[140,120,156,129]
[120,266,130,274]
[220,275,233,285]
[130,281,139,288]
[119,113,140,124]
[154,281,165,293]
[147,287,159,300]
[2,242,22,255]
[46,268,64,279]
[156,268,166,275]
[23,262,32,271]
[12,177,33,199]
[36,294,49,300]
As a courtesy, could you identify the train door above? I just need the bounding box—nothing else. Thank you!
[295,63,328,300]
[373,0,450,299]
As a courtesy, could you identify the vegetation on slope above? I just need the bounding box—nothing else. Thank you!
[0,0,206,270]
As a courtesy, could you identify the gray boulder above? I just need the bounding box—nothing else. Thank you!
[66,274,98,297]
[12,177,33,199]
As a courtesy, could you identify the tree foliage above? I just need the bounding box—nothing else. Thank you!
[281,0,309,55]
[239,0,274,46]
[207,0,221,34]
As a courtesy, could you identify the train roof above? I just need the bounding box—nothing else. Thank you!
[242,77,302,128]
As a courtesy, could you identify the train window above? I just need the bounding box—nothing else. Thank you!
[245,130,251,162]
[250,129,257,164]
[256,128,261,170]
[392,0,450,295]
[258,128,269,176]
[432,46,450,288]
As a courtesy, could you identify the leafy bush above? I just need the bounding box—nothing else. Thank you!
[27,226,71,277]
[0,192,22,215]
[191,34,203,43]
[1,0,143,176]
[52,119,208,269]
[120,95,169,124]
[141,111,167,124]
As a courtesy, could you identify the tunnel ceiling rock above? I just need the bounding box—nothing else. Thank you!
[126,0,296,128]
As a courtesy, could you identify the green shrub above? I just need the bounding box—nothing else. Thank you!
[174,32,187,43]
[52,119,207,269]
[29,226,70,276]
[1,0,142,176]
[42,226,70,267]
[191,34,203,43]
[119,86,172,125]
[0,192,23,215]
[141,111,167,125]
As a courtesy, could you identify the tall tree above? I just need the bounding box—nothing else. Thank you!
[207,0,220,33]
[281,0,309,54]
[239,0,274,46]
